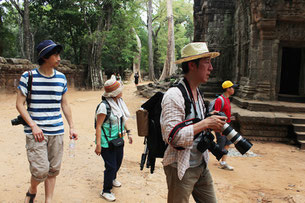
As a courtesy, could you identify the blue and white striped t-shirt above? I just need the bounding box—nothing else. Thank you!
[18,68,68,135]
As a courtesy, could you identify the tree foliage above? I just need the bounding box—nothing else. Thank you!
[142,0,193,78]
[0,1,21,57]
[1,0,193,83]
[101,4,138,77]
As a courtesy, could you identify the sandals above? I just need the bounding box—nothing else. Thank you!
[25,191,36,203]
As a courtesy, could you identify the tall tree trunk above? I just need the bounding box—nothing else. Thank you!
[87,23,106,90]
[30,30,35,62]
[69,29,79,64]
[159,0,176,81]
[147,0,155,81]
[87,38,104,90]
[17,16,25,58]
[0,8,3,56]
[23,0,32,61]
[10,0,33,62]
[132,28,142,82]
[85,1,113,89]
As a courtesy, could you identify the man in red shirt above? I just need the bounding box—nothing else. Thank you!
[214,80,237,170]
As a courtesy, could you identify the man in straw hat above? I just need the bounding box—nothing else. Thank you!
[160,42,227,203]
[16,40,78,203]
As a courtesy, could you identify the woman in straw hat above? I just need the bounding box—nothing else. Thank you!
[94,78,132,202]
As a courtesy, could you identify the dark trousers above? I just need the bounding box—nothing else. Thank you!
[101,146,124,193]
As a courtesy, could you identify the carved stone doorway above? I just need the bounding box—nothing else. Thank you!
[279,47,305,102]
[280,47,301,95]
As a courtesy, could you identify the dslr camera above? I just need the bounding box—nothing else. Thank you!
[11,115,27,126]
[197,131,228,160]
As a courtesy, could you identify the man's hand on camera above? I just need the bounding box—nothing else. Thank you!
[31,124,44,142]
[205,115,226,132]
[209,110,219,115]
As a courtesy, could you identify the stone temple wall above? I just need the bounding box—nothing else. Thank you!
[0,57,87,93]
[235,0,305,101]
[194,0,235,79]
[194,0,235,94]
[194,0,305,101]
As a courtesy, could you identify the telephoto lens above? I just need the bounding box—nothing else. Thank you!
[211,112,253,155]
[221,123,253,155]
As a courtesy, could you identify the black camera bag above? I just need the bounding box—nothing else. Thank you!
[109,138,124,147]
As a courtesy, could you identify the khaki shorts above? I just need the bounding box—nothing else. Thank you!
[26,134,64,182]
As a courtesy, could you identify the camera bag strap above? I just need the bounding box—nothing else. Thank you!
[94,97,111,129]
[26,70,33,107]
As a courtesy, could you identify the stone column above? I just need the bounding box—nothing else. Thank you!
[238,23,259,100]
[253,19,276,100]
[271,39,280,100]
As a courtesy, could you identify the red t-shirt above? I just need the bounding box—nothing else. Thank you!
[214,95,231,123]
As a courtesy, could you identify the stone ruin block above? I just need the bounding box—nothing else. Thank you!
[0,57,7,64]
[6,58,31,65]
[0,57,87,92]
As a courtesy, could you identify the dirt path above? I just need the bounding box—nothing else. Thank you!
[0,81,304,202]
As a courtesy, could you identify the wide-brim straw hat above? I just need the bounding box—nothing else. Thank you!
[103,78,123,98]
[175,42,220,64]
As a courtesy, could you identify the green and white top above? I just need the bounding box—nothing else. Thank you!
[96,102,125,148]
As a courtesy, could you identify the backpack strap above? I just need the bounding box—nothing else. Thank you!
[168,81,203,150]
[95,97,113,145]
[101,98,112,139]
[94,97,111,129]
[218,95,225,112]
[101,97,111,123]
[176,83,192,118]
[26,70,33,107]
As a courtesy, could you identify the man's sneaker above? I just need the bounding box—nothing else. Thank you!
[101,192,116,202]
[112,179,121,187]
[220,163,234,171]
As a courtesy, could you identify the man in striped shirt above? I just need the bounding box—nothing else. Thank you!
[16,40,78,203]
[161,42,227,203]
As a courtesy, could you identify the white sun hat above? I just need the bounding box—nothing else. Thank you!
[103,78,123,98]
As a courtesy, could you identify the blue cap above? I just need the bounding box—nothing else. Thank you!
[36,40,62,60]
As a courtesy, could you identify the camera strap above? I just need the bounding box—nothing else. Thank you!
[182,78,207,140]
[168,117,201,149]
[183,78,200,118]
[26,71,33,108]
